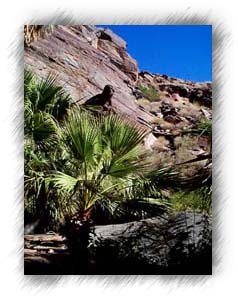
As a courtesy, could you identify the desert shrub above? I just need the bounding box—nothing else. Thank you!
[152,136,170,152]
[137,98,151,110]
[174,135,207,176]
[197,118,212,136]
[171,189,211,214]
[138,85,161,102]
[150,117,174,129]
[24,25,54,46]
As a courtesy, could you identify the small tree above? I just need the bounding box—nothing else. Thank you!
[47,107,180,270]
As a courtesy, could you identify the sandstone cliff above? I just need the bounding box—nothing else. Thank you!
[24,25,150,122]
[24,25,212,165]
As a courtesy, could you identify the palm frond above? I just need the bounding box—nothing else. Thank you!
[50,172,80,194]
[101,113,147,157]
[63,108,101,164]
[24,68,72,119]
[36,73,71,117]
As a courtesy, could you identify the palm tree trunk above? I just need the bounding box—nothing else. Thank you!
[62,210,93,273]
[36,184,51,232]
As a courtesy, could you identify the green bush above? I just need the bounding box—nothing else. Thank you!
[138,85,161,102]
[171,188,211,214]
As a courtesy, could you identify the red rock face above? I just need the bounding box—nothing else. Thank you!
[24,25,147,124]
[24,25,212,153]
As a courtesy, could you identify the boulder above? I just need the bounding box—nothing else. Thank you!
[92,212,212,274]
[24,212,211,274]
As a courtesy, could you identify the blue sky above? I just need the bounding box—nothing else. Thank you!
[97,25,212,82]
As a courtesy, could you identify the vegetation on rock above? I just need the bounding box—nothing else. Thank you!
[24,25,212,274]
[24,70,185,231]
[138,85,161,102]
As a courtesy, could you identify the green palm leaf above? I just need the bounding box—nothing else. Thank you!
[63,108,101,163]
[50,172,79,194]
[102,114,147,157]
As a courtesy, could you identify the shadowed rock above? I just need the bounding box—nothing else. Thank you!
[83,84,114,109]
[24,212,211,274]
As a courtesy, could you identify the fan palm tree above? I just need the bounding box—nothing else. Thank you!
[46,107,181,270]
[24,70,178,233]
[50,109,148,225]
[24,69,72,231]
